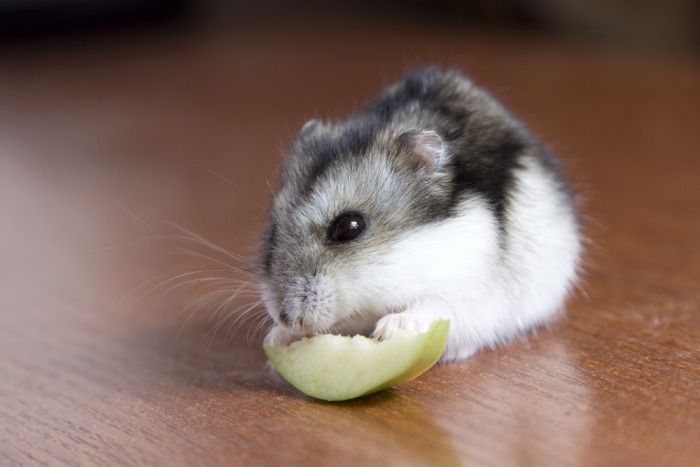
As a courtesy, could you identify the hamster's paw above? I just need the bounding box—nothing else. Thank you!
[372,312,434,341]
[264,324,305,347]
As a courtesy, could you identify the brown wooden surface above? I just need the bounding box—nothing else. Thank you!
[1,17,699,466]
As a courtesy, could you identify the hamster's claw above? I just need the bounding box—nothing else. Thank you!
[372,312,433,341]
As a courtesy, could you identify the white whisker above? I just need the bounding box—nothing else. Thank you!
[264,176,274,196]
[203,287,255,348]
[167,222,247,262]
[111,198,155,231]
[193,163,240,189]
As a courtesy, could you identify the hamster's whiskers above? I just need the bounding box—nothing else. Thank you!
[166,222,258,278]
[166,229,267,345]
[109,218,266,347]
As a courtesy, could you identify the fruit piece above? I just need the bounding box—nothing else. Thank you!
[264,320,449,401]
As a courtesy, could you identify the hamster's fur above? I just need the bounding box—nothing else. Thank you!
[259,69,580,362]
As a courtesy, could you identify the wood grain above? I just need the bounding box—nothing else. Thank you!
[1,17,699,466]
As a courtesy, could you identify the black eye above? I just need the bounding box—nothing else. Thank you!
[327,212,366,243]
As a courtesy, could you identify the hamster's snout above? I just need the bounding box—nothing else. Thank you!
[270,273,338,332]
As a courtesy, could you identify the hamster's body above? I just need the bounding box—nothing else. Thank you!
[259,69,580,362]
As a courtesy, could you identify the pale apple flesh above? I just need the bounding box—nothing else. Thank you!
[264,320,450,401]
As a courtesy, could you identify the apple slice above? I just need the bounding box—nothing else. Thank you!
[264,320,449,401]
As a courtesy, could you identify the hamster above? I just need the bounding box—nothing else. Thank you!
[258,68,581,362]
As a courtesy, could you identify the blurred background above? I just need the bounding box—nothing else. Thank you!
[1,0,699,56]
[2,3,699,465]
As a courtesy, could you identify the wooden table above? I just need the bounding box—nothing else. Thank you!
[2,17,699,466]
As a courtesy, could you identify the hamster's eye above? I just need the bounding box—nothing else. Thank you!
[327,212,366,243]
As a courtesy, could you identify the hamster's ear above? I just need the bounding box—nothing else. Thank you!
[401,130,446,174]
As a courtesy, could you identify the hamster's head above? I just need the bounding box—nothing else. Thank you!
[258,119,468,336]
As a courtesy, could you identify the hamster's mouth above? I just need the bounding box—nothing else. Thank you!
[285,320,373,340]
[319,306,404,338]
[278,304,405,340]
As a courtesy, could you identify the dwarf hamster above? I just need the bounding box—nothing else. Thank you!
[259,68,580,362]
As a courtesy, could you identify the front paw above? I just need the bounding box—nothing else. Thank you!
[372,313,433,341]
[264,325,305,347]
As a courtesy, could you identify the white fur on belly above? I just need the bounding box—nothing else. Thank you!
[367,157,580,361]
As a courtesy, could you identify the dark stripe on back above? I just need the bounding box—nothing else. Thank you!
[295,118,379,199]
